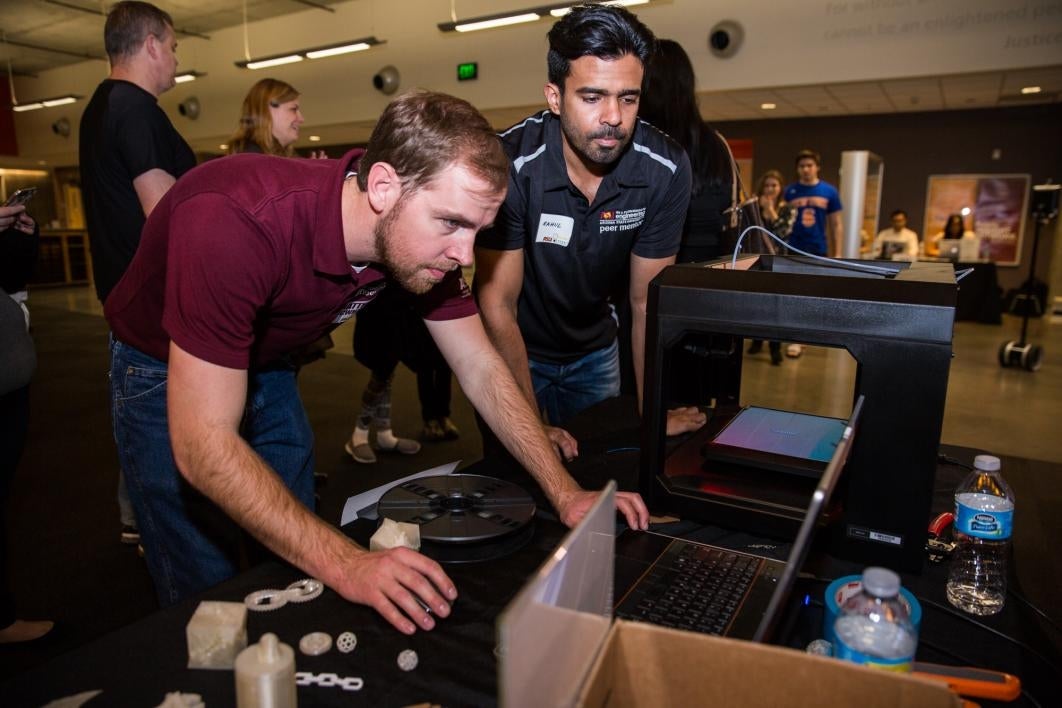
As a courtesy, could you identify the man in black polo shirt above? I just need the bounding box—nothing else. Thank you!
[475,4,705,455]
[79,1,196,545]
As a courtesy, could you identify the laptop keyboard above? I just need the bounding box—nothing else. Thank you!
[615,541,763,635]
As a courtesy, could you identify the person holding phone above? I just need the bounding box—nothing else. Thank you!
[0,202,51,644]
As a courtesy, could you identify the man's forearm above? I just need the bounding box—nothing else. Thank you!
[174,428,362,589]
[458,348,580,507]
[479,305,540,413]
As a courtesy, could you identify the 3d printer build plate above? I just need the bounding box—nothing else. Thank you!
[703,406,847,478]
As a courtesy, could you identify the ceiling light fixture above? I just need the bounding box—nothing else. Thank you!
[309,135,322,142]
[11,94,81,112]
[760,102,776,110]
[175,71,206,84]
[235,37,384,69]
[439,0,653,33]
[550,0,649,18]
[1020,86,1042,95]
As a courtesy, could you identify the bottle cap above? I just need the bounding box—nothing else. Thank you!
[974,455,1001,471]
[861,567,900,598]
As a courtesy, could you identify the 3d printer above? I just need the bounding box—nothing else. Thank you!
[640,255,957,572]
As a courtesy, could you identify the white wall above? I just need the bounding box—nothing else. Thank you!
[11,0,1062,164]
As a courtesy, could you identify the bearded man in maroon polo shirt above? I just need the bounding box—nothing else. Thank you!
[103,90,649,633]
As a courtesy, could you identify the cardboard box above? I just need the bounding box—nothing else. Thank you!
[498,483,959,708]
[578,620,959,708]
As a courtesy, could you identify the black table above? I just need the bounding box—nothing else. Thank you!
[3,398,1059,707]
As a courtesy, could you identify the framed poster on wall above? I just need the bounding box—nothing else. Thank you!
[924,174,1030,266]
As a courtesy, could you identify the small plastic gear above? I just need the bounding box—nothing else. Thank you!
[396,648,418,672]
[299,631,333,656]
[336,631,357,654]
[285,578,324,603]
[244,588,288,612]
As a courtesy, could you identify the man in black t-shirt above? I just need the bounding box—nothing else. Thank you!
[475,5,705,456]
[79,1,195,545]
[81,1,195,303]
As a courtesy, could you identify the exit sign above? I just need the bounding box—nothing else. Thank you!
[457,62,478,81]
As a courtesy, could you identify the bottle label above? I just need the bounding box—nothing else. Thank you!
[834,640,913,672]
[955,498,1013,540]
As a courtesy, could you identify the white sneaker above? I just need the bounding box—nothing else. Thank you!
[786,344,803,358]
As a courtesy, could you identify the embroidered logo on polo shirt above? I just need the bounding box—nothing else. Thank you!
[333,283,386,323]
[599,207,645,233]
[535,213,574,247]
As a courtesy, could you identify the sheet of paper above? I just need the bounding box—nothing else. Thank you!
[339,460,460,526]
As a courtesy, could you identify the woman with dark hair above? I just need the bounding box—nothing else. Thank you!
[927,213,975,256]
[639,39,735,262]
[228,78,305,156]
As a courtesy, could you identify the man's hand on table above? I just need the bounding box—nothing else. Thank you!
[337,546,458,635]
[545,425,579,462]
[666,406,707,436]
[556,489,650,531]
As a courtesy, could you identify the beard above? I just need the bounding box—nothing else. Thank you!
[559,110,630,167]
[373,194,452,295]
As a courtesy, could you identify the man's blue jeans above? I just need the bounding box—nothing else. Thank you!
[529,338,621,426]
[109,338,314,606]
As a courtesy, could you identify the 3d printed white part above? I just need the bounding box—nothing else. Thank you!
[298,631,333,656]
[186,601,248,670]
[370,518,422,552]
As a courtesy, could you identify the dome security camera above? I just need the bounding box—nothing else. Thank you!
[178,96,200,120]
[708,20,744,59]
[373,66,400,95]
[51,117,71,137]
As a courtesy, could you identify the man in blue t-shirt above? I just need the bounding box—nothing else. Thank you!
[784,149,844,258]
[783,149,844,358]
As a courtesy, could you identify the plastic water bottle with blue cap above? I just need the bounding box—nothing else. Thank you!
[833,567,917,672]
[946,454,1014,615]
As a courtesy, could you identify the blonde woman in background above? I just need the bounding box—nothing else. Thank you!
[229,78,322,157]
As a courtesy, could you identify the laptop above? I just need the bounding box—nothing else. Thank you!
[615,395,863,642]
[880,240,908,260]
[497,398,862,707]
[937,238,963,261]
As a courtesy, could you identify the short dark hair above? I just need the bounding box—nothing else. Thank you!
[795,149,821,167]
[547,4,655,89]
[891,209,908,219]
[357,90,508,196]
[105,1,173,62]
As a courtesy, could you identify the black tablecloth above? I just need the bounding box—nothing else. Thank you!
[3,397,1059,707]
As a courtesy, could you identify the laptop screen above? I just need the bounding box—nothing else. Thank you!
[496,481,617,708]
[751,394,862,641]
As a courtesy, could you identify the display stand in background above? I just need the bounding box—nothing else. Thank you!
[839,150,884,259]
[999,182,1059,372]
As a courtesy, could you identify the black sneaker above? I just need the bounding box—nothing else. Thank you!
[120,525,140,545]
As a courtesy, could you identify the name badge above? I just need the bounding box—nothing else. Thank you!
[535,213,574,247]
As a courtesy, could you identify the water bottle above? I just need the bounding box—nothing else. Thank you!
[833,567,917,672]
[946,454,1014,616]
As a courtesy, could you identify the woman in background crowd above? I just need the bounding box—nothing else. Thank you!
[927,213,976,256]
[639,39,736,262]
[228,78,311,156]
[746,170,795,365]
